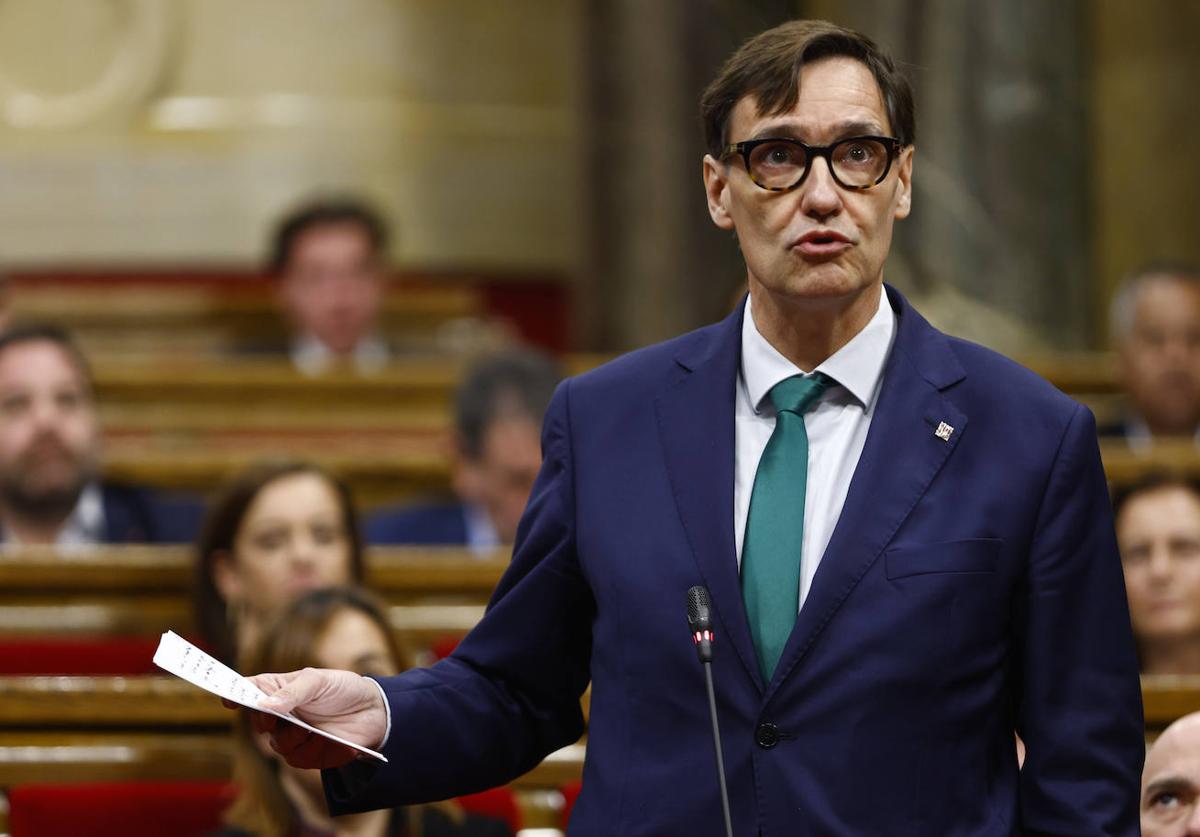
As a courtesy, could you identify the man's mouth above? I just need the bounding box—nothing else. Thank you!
[793,230,852,258]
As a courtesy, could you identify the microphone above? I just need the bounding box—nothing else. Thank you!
[687,585,714,663]
[686,585,734,837]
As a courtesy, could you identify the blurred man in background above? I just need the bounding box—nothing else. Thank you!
[1142,711,1200,836]
[0,324,200,545]
[269,197,392,376]
[367,348,561,549]
[1116,473,1200,674]
[1105,263,1200,445]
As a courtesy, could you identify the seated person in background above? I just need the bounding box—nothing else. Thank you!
[367,349,562,550]
[0,323,201,545]
[1115,472,1200,673]
[1141,710,1200,836]
[1104,262,1200,445]
[269,197,392,376]
[215,586,510,837]
[194,460,365,664]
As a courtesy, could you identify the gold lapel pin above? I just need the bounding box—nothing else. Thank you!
[934,421,954,442]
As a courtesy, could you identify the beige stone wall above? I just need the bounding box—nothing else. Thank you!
[0,0,582,272]
[1091,0,1200,340]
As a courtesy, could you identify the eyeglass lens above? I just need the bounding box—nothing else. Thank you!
[747,138,891,189]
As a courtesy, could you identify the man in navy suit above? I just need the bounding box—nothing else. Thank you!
[367,348,561,550]
[246,20,1143,834]
[0,324,201,545]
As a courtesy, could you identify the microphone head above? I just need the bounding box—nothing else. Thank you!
[686,585,712,632]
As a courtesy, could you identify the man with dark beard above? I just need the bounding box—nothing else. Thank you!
[0,325,200,545]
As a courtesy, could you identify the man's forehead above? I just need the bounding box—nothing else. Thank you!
[0,342,91,396]
[1147,721,1200,784]
[729,57,890,139]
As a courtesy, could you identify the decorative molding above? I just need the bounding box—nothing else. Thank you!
[0,0,177,129]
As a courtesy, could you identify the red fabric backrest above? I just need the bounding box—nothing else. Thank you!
[456,786,520,834]
[8,781,235,837]
[0,637,162,675]
[561,779,583,830]
[429,634,463,661]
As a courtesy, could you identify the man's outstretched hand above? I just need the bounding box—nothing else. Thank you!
[232,668,388,769]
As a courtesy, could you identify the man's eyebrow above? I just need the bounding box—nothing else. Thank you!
[1144,775,1197,801]
[747,119,888,142]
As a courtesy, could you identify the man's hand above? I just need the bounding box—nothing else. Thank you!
[237,668,388,769]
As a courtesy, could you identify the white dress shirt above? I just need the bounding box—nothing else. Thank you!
[290,333,390,377]
[734,290,896,610]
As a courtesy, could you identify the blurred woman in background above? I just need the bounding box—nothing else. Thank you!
[214,586,509,837]
[193,460,364,664]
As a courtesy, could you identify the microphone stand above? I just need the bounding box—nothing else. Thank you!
[687,586,734,837]
[703,653,734,837]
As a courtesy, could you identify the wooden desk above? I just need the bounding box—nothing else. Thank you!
[0,546,506,639]
[0,675,584,788]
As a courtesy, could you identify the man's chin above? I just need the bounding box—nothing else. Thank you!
[1,479,88,522]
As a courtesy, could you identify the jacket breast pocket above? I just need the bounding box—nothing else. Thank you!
[884,538,1001,580]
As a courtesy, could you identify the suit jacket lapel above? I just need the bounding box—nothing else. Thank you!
[655,301,764,689]
[765,286,968,700]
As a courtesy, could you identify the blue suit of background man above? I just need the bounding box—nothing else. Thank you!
[325,285,1144,835]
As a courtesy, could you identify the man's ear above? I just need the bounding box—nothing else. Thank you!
[893,145,914,220]
[211,550,242,602]
[703,155,736,231]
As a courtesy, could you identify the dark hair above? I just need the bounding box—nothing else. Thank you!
[268,197,389,275]
[225,586,408,837]
[700,19,916,158]
[455,349,563,460]
[0,322,93,390]
[1112,471,1200,521]
[192,460,365,665]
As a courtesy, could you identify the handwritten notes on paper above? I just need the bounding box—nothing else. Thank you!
[153,630,387,762]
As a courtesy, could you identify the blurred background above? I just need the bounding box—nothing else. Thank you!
[0,3,1198,834]
[0,0,1193,355]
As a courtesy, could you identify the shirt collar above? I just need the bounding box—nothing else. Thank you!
[463,502,501,553]
[1,482,106,547]
[56,482,106,546]
[741,288,896,414]
[291,333,390,377]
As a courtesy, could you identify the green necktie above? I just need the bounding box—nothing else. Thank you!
[741,372,832,682]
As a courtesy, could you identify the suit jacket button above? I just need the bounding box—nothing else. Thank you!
[755,722,780,749]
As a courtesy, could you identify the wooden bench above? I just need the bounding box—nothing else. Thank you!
[0,674,582,831]
[9,280,486,360]
[0,672,1192,832]
[0,547,506,649]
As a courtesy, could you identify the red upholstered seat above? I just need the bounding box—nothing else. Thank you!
[429,634,463,661]
[7,781,235,837]
[0,637,162,675]
[560,779,583,830]
[456,786,521,834]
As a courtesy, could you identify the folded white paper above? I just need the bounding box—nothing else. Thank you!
[153,630,387,762]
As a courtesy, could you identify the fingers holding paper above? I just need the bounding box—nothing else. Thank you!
[246,667,388,769]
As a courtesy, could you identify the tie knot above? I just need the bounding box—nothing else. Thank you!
[768,373,831,416]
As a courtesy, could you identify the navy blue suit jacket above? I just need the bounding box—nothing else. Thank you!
[0,482,202,544]
[366,502,469,546]
[101,482,204,543]
[326,287,1143,835]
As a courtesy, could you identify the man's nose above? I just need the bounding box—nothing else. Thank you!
[29,396,59,429]
[798,157,843,219]
[1184,802,1200,835]
[1147,546,1174,581]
